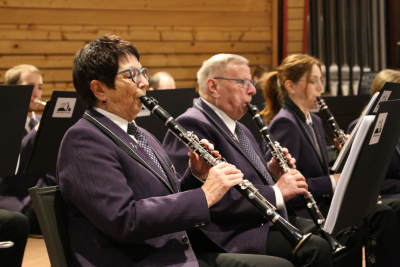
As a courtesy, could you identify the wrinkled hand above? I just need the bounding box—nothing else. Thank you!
[189,139,222,180]
[268,147,296,178]
[275,169,308,202]
[201,162,243,207]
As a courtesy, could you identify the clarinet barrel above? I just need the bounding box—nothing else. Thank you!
[316,97,346,147]
[140,95,311,254]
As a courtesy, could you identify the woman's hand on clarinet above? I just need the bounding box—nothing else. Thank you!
[188,139,221,180]
[333,134,349,151]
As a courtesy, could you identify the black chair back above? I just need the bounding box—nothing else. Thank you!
[29,186,72,267]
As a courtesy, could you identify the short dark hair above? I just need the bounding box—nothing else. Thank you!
[72,35,140,109]
[252,65,275,79]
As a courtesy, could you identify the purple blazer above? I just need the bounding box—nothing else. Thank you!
[348,119,400,199]
[163,98,276,255]
[0,115,56,212]
[57,108,210,267]
[265,98,333,219]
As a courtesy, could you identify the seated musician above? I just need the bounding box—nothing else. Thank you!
[56,35,295,267]
[262,53,400,267]
[163,53,334,267]
[0,64,56,236]
[348,69,400,200]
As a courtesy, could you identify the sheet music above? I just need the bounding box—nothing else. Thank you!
[331,92,379,171]
[324,115,375,233]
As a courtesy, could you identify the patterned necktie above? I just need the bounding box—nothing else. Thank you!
[127,122,168,179]
[27,117,37,132]
[235,123,288,220]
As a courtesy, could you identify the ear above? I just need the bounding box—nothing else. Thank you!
[207,78,219,98]
[284,80,295,95]
[90,80,107,102]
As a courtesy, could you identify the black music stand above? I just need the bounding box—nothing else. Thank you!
[0,85,33,177]
[333,82,400,173]
[326,99,400,233]
[25,91,85,173]
[136,88,196,143]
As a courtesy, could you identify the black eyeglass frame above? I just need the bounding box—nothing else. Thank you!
[213,77,256,88]
[117,67,149,84]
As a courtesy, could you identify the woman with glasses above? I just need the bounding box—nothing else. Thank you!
[56,35,295,267]
[261,54,400,267]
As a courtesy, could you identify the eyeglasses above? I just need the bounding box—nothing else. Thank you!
[117,67,149,84]
[213,77,256,89]
[308,77,326,88]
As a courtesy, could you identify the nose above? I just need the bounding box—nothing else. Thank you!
[248,83,257,96]
[32,85,40,98]
[139,74,149,89]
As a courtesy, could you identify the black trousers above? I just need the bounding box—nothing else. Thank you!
[266,225,333,267]
[0,210,29,267]
[196,250,294,267]
[21,201,42,235]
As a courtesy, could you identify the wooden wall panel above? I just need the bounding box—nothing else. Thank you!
[0,0,295,111]
[0,0,270,12]
[287,0,305,54]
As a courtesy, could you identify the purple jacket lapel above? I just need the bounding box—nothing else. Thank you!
[196,99,240,145]
[196,99,269,183]
[85,108,175,192]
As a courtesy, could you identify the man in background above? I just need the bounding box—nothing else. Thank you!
[4,65,43,136]
[148,71,176,90]
[253,64,275,90]
[0,64,56,237]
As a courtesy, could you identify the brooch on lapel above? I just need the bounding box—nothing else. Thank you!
[130,142,138,150]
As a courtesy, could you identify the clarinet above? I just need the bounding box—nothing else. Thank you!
[246,103,346,255]
[316,97,346,147]
[140,96,311,254]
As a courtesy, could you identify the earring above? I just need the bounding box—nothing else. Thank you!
[101,99,106,105]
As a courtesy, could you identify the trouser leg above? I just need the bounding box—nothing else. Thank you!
[195,250,294,267]
[22,202,42,235]
[266,227,333,267]
[0,210,29,267]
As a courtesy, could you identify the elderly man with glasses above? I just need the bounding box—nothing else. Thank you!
[163,54,334,267]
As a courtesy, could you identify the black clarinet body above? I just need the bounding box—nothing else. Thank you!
[246,102,345,255]
[140,95,311,254]
[316,97,346,147]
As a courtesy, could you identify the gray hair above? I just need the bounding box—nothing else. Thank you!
[197,54,249,93]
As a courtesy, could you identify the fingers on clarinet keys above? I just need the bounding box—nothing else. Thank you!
[202,163,243,207]
[276,170,308,202]
[200,139,221,159]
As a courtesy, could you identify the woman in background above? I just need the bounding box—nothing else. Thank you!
[347,70,400,206]
[261,54,400,267]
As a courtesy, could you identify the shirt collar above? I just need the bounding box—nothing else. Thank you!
[93,107,134,133]
[201,97,237,135]
[305,112,313,125]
